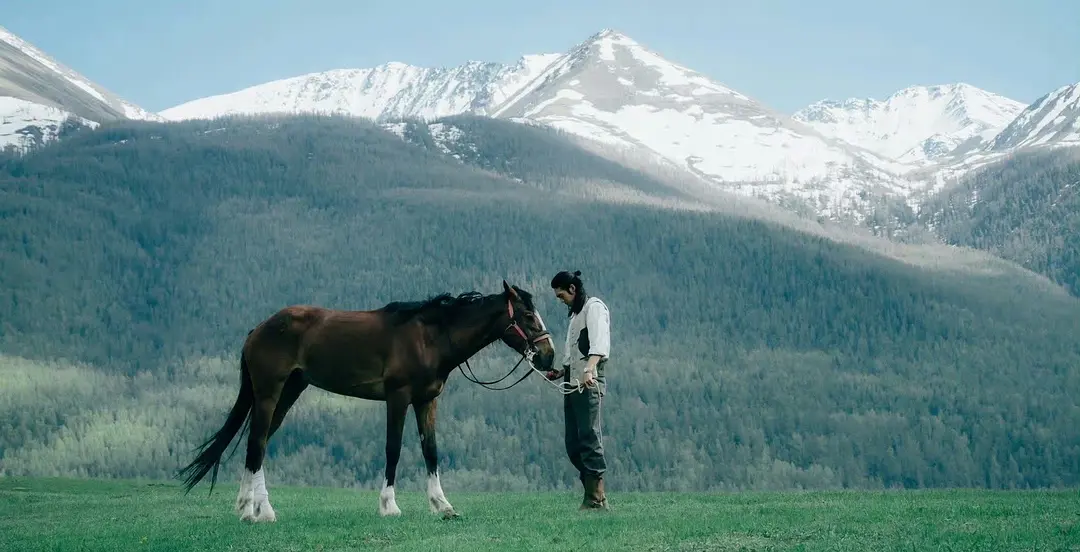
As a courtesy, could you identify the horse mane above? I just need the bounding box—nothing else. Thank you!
[381,291,489,326]
[381,285,535,326]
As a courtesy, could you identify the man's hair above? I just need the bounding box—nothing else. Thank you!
[551,270,587,316]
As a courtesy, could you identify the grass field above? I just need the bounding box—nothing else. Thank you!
[1,477,1077,551]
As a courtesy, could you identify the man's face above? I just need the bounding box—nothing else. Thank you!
[554,285,575,306]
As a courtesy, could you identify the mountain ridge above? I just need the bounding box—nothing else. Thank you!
[2,24,1078,228]
[161,54,565,122]
[0,24,159,122]
[989,82,1080,151]
[161,29,923,220]
[793,83,1027,167]
[149,27,1079,225]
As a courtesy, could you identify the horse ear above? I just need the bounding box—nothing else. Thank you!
[502,280,519,298]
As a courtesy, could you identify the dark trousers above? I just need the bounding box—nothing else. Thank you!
[564,365,607,479]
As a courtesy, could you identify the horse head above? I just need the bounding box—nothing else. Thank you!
[500,280,556,373]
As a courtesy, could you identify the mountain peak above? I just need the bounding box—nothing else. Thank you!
[590,28,632,41]
[794,82,1026,165]
[488,30,909,218]
[893,82,976,96]
[576,28,678,70]
[888,82,1019,107]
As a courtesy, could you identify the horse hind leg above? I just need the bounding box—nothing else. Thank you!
[237,394,277,523]
[415,398,457,518]
[238,367,302,523]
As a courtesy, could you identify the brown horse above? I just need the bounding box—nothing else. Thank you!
[176,281,556,522]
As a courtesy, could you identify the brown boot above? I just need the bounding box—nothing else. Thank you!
[593,476,609,510]
[580,474,608,510]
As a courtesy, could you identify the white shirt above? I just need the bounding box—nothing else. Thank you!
[561,296,611,369]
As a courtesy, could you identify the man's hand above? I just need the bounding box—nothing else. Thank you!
[582,369,596,388]
[582,355,601,388]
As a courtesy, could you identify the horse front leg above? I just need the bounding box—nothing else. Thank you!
[415,397,457,518]
[379,392,408,517]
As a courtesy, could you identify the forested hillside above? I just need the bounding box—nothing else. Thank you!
[388,115,699,204]
[919,149,1080,296]
[1,114,1078,493]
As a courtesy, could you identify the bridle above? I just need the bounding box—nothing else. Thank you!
[457,297,556,391]
[503,296,553,364]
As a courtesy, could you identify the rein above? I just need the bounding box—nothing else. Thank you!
[453,298,581,394]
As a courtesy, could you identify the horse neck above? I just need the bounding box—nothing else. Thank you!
[436,296,506,370]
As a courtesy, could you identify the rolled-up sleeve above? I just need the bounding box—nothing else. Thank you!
[585,301,610,359]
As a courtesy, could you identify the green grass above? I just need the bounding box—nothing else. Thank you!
[1,477,1077,551]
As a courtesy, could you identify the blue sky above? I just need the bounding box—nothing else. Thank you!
[3,0,1076,114]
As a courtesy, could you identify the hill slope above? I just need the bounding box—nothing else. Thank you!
[1,115,1078,493]
[0,24,160,152]
[989,82,1080,152]
[919,148,1080,296]
[0,25,157,123]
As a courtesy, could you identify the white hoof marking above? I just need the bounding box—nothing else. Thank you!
[427,472,456,517]
[238,467,276,523]
[235,469,253,516]
[379,479,401,516]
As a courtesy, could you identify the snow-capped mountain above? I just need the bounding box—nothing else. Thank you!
[908,81,1080,194]
[989,82,1080,151]
[489,30,917,217]
[160,29,920,220]
[0,24,160,151]
[793,84,1026,167]
[6,21,1077,227]
[161,56,562,121]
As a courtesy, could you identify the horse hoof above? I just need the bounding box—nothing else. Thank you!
[253,503,277,523]
[241,513,277,523]
[441,510,460,520]
[239,503,277,523]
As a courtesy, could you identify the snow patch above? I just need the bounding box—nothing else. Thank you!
[0,96,97,151]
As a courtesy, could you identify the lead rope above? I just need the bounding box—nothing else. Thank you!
[535,309,604,440]
[525,363,581,395]
[598,390,603,445]
[524,311,582,396]
[525,363,603,441]
[450,306,603,435]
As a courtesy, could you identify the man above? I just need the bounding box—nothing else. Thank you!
[546,269,610,510]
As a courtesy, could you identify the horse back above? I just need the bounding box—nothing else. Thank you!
[246,305,326,346]
[243,304,418,399]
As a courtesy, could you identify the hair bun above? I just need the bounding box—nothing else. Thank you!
[573,270,581,277]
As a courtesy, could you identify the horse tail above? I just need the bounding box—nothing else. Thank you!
[176,346,254,495]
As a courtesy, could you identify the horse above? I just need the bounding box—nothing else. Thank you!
[176,280,556,523]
